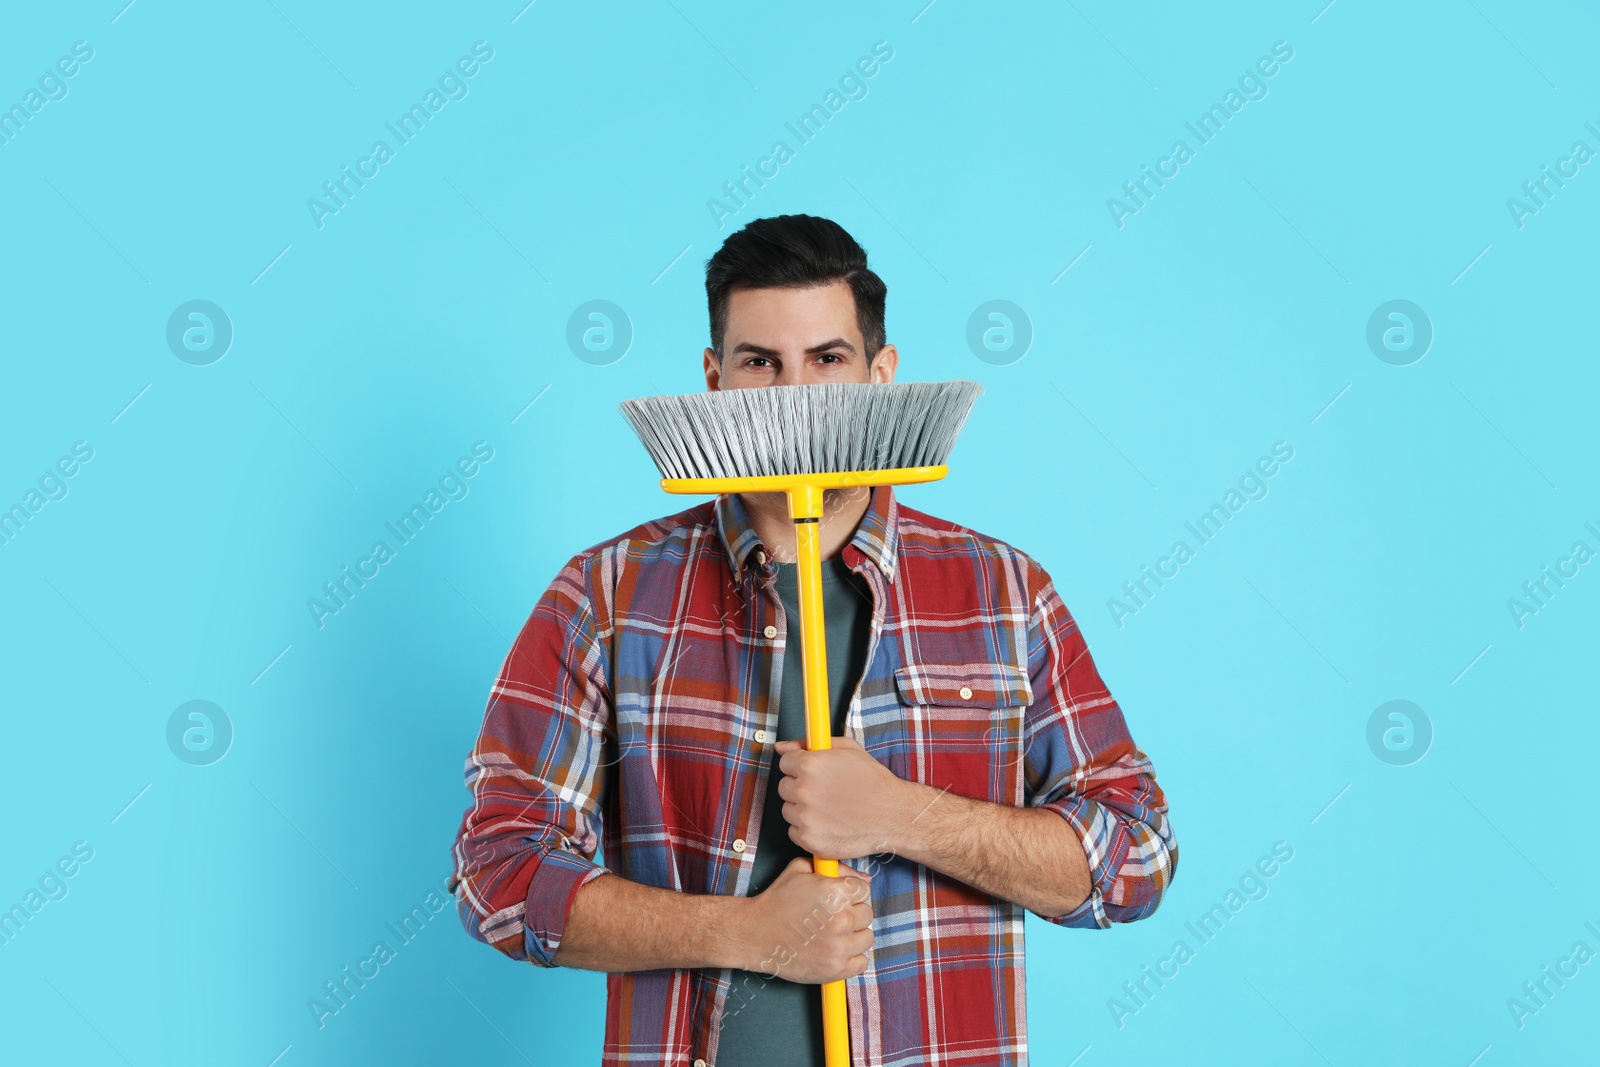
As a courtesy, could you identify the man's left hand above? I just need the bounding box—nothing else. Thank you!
[775,735,915,860]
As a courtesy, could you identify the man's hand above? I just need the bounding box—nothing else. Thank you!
[775,733,1094,919]
[775,735,916,860]
[734,856,874,983]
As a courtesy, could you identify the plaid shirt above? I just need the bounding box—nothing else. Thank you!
[450,486,1177,1067]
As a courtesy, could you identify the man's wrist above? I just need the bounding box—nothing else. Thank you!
[701,891,759,971]
[883,777,946,867]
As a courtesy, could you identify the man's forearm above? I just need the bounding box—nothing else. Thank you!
[884,780,1092,918]
[552,871,753,972]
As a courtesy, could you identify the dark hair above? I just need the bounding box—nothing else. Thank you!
[705,214,887,363]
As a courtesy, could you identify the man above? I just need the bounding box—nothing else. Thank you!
[449,214,1177,1066]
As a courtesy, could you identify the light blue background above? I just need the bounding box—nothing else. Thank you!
[2,1,1595,1064]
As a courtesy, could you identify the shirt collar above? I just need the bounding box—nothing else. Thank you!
[714,490,767,580]
[714,485,901,583]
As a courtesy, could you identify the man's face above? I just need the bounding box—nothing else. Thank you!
[703,280,898,390]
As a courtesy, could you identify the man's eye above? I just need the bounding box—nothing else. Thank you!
[745,357,773,368]
[817,353,843,364]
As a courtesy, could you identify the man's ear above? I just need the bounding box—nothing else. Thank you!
[703,347,722,391]
[868,344,898,384]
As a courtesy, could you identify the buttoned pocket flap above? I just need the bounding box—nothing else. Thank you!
[892,662,1033,709]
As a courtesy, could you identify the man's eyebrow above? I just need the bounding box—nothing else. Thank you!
[806,337,857,355]
[729,337,859,357]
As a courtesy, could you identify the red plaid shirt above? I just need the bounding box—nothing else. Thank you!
[450,486,1177,1066]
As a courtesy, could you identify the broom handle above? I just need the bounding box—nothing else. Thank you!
[789,486,851,1067]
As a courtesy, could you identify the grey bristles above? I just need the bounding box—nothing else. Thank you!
[618,380,983,480]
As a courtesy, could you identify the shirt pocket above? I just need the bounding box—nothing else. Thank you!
[891,662,1033,806]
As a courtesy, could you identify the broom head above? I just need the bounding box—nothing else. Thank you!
[619,380,982,482]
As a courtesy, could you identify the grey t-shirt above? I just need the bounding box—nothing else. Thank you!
[712,556,873,1067]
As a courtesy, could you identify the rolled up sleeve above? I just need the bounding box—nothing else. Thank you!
[449,556,614,966]
[1020,570,1177,929]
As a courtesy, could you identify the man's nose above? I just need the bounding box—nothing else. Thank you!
[772,360,804,387]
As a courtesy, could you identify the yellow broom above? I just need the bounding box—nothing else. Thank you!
[619,379,983,1067]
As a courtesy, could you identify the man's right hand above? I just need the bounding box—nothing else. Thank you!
[739,856,874,984]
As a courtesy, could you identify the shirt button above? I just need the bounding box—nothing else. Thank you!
[754,730,768,743]
[695,1060,707,1067]
[763,625,778,639]
[732,839,746,853]
[959,686,974,700]
[756,550,767,565]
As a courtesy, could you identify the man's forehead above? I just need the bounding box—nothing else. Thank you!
[724,282,862,347]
